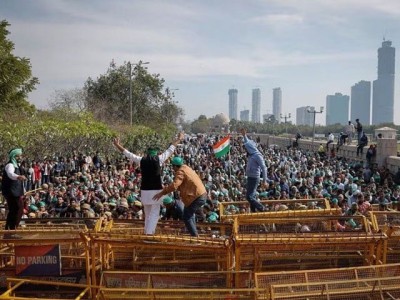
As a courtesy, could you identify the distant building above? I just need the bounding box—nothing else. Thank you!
[372,40,395,125]
[326,93,349,125]
[240,109,250,122]
[212,113,230,133]
[296,106,314,126]
[262,113,274,123]
[272,88,282,124]
[228,89,238,120]
[351,80,371,125]
[251,88,261,123]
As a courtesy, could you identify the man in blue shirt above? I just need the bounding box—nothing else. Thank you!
[241,129,268,212]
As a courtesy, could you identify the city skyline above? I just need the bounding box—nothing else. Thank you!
[3,1,400,125]
[229,40,396,127]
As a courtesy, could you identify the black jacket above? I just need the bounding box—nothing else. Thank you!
[140,155,162,190]
[1,162,24,198]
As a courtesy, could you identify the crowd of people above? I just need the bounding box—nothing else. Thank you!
[1,129,400,238]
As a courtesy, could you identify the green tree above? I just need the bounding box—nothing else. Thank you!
[0,20,38,113]
[84,61,183,128]
[191,115,211,133]
[49,88,87,113]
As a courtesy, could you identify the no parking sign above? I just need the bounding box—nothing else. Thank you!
[15,245,61,276]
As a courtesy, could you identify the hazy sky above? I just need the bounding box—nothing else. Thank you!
[3,0,400,125]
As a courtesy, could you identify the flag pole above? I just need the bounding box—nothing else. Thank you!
[228,126,231,180]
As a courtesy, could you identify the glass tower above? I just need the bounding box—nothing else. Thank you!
[228,89,238,121]
[326,93,349,125]
[252,88,261,123]
[372,40,395,125]
[351,80,371,125]
[273,88,282,123]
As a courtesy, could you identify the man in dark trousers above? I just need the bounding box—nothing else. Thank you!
[2,148,26,239]
[153,156,207,237]
[241,128,268,212]
[355,118,363,143]
[357,133,368,156]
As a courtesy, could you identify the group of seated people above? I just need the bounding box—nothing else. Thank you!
[0,133,398,236]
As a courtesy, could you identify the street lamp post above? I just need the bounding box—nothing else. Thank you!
[128,61,149,126]
[166,88,179,123]
[280,113,291,134]
[307,106,324,149]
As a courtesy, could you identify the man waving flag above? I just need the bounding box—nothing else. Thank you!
[213,135,230,158]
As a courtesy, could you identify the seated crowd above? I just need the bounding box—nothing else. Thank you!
[1,134,399,230]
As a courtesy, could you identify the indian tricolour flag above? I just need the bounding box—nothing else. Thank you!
[213,135,230,158]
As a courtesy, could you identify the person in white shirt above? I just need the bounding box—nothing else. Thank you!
[344,121,355,144]
[1,148,27,238]
[113,132,184,235]
[326,132,335,150]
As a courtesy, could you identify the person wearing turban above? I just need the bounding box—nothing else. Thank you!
[1,148,27,238]
[113,132,184,235]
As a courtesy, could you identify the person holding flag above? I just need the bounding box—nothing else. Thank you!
[241,128,268,212]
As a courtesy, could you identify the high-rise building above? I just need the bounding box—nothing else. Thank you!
[228,89,238,120]
[251,88,261,123]
[372,40,395,125]
[240,109,250,122]
[272,88,282,123]
[326,93,349,125]
[351,81,371,125]
[296,106,314,126]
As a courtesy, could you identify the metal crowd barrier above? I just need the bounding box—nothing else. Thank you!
[219,198,331,222]
[88,232,233,287]
[232,212,386,273]
[255,263,400,300]
[0,278,90,299]
[369,210,400,264]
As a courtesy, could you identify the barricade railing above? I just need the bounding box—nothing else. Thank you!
[96,287,261,300]
[99,270,252,289]
[270,276,400,300]
[0,227,92,289]
[106,219,234,238]
[369,211,400,264]
[88,232,234,287]
[219,198,330,222]
[0,277,91,299]
[232,213,386,272]
[256,263,400,299]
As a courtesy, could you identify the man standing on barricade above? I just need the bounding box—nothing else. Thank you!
[2,148,27,239]
[241,128,268,212]
[153,156,207,237]
[113,132,184,235]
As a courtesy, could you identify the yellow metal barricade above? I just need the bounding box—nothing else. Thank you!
[369,210,400,264]
[255,262,400,299]
[232,212,386,273]
[88,232,234,288]
[97,287,260,300]
[0,278,90,299]
[0,227,91,288]
[219,198,331,222]
[270,276,400,300]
